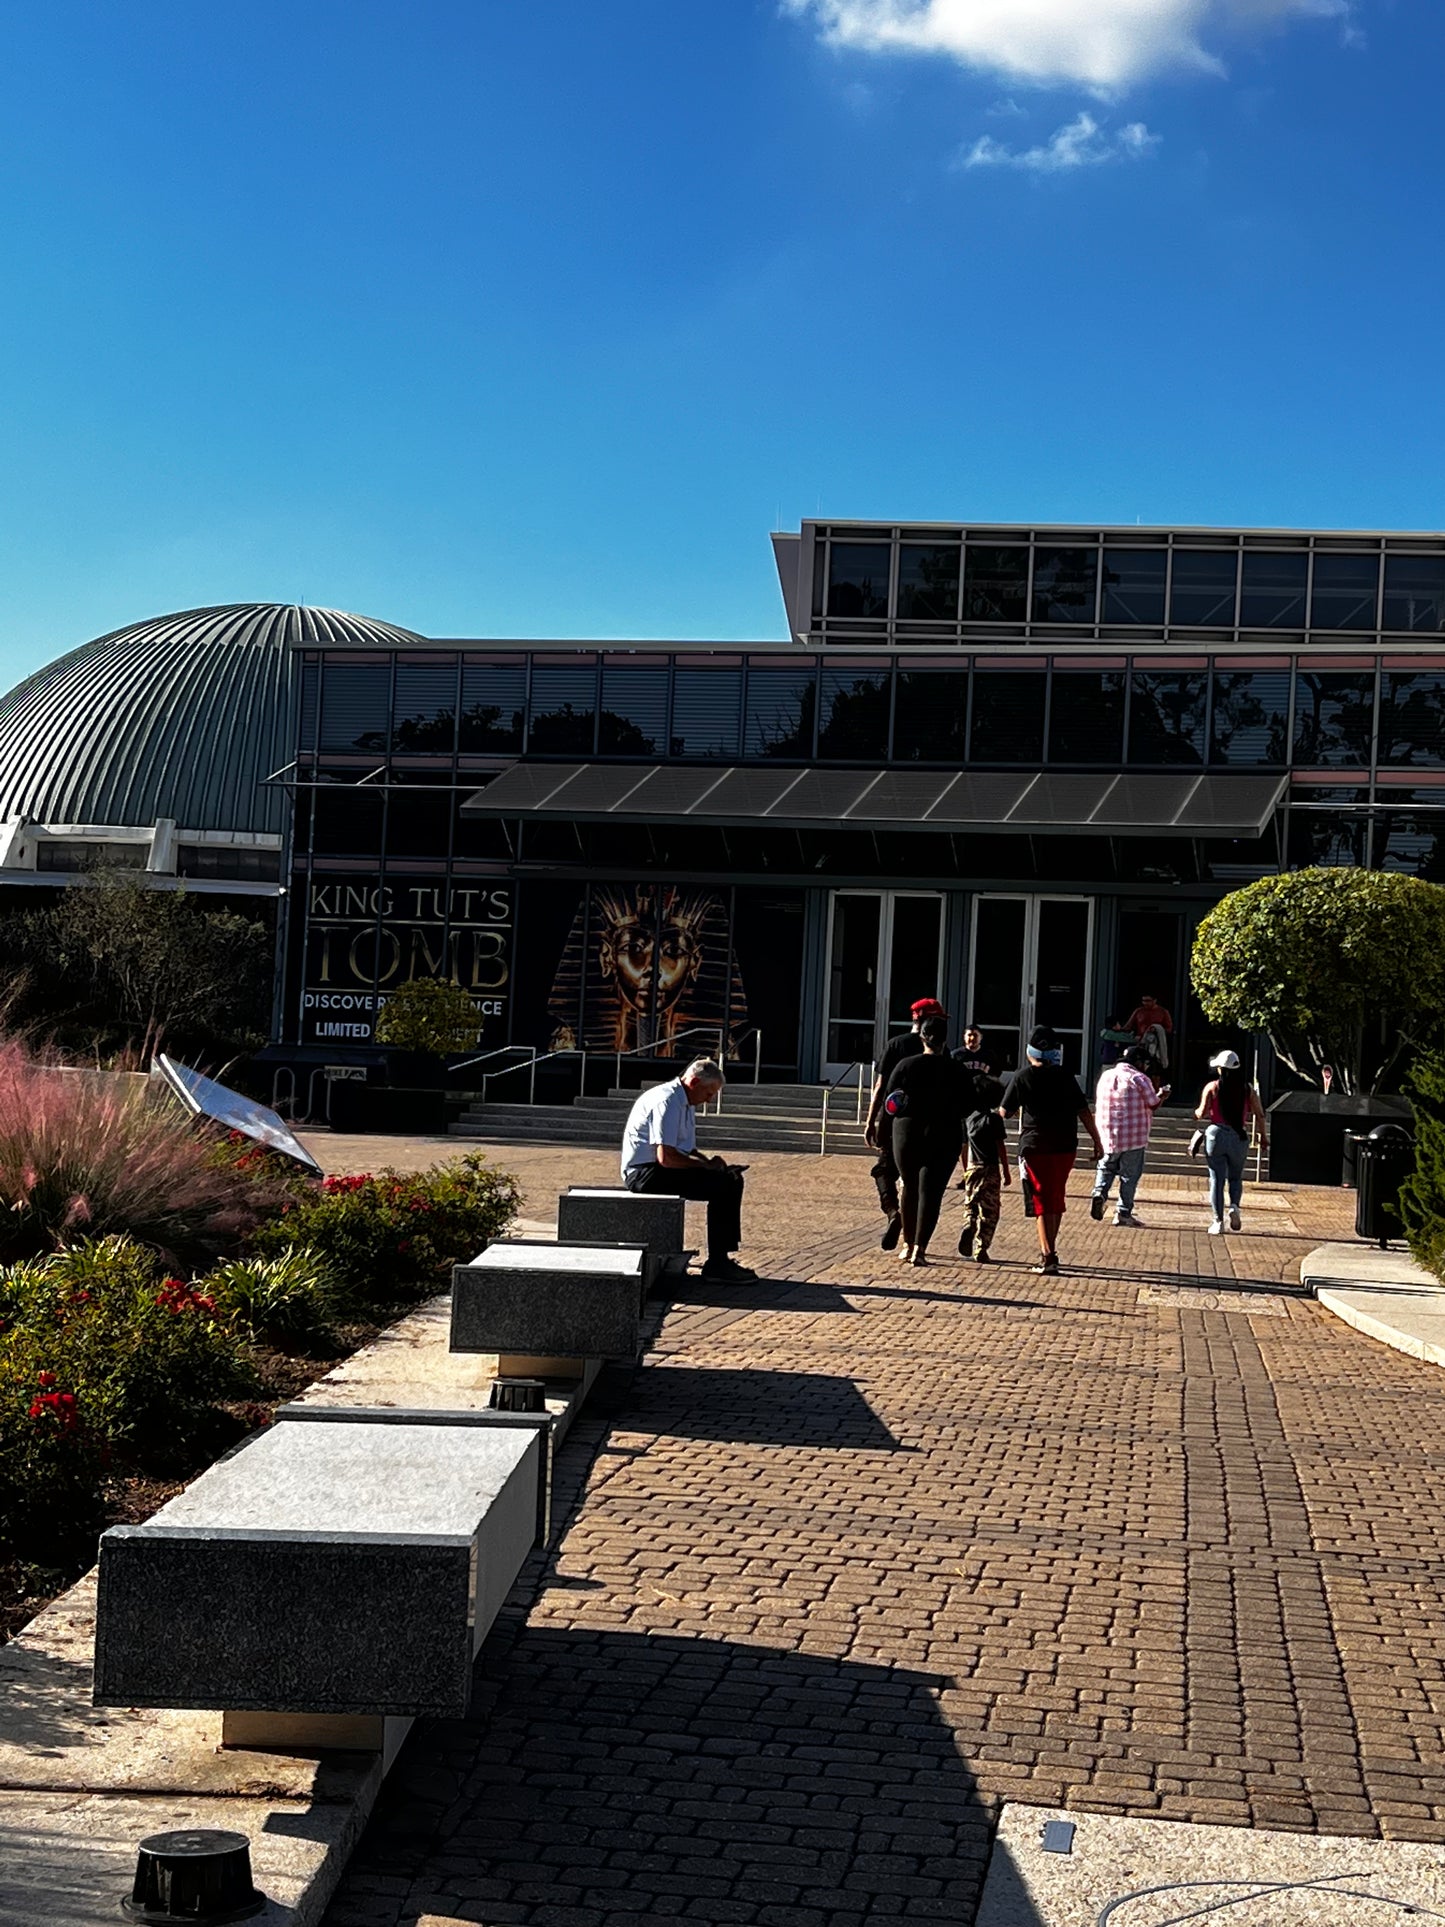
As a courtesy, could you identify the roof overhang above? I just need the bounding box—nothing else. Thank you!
[461,765,1287,838]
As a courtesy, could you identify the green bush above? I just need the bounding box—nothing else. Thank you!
[247,1153,519,1315]
[1400,1050,1445,1282]
[373,978,482,1056]
[0,1349,106,1545]
[206,1247,338,1344]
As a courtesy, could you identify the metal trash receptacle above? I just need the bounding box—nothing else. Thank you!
[1354,1123,1415,1248]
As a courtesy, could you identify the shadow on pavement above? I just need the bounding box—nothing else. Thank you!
[624,1364,904,1451]
[326,1628,1028,1927]
[1067,1262,1308,1296]
[666,1278,861,1314]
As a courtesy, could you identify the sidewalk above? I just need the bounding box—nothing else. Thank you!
[1304,1241,1445,1369]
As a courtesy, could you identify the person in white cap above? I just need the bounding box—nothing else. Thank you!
[1193,1050,1269,1234]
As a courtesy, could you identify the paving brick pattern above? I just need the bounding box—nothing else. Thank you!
[318,1142,1445,1927]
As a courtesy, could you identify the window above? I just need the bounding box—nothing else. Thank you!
[744,665,816,759]
[599,665,669,756]
[1128,673,1206,765]
[1291,671,1375,767]
[1239,552,1307,628]
[311,786,384,857]
[36,840,146,872]
[826,542,891,619]
[385,780,453,860]
[319,662,390,752]
[970,672,1045,762]
[1170,550,1237,627]
[1310,553,1379,631]
[1375,792,1445,878]
[392,662,458,753]
[1209,672,1290,766]
[1383,555,1445,633]
[893,671,967,762]
[896,543,960,621]
[299,661,319,753]
[1101,550,1166,625]
[1048,672,1125,763]
[1379,672,1445,766]
[818,670,889,760]
[671,666,742,757]
[963,545,1028,622]
[459,663,526,753]
[529,661,597,755]
[1032,547,1098,624]
[1287,791,1370,868]
[177,845,281,881]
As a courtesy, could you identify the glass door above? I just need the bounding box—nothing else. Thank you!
[823,890,944,1079]
[968,895,1094,1080]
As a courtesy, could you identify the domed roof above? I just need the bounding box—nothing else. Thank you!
[0,604,420,835]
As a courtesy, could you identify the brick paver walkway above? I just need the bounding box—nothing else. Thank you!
[318,1142,1445,1927]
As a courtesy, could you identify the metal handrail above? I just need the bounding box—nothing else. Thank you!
[483,1047,584,1107]
[819,1059,873,1155]
[450,1042,537,1076]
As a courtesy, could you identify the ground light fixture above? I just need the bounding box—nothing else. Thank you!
[123,1828,263,1924]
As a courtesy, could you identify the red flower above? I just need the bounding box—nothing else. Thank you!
[37,1370,57,1386]
[29,1389,79,1433]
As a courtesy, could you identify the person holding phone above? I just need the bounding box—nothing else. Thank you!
[622,1056,755,1281]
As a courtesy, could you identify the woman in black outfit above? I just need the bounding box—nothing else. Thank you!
[885,1016,972,1265]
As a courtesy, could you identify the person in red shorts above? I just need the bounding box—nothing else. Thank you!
[1001,1025,1104,1275]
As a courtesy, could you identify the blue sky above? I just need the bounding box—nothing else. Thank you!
[0,0,1440,679]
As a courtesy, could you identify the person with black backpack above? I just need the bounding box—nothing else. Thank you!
[957,1075,1010,1262]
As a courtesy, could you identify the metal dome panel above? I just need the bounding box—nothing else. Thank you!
[0,604,420,834]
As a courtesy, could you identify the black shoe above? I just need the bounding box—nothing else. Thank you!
[1089,1193,1105,1221]
[701,1256,759,1283]
[975,1247,991,1264]
[881,1215,902,1251]
[1032,1253,1061,1275]
[957,1225,975,1258]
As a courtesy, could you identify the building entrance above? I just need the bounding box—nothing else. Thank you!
[968,895,1094,1078]
[822,890,944,1079]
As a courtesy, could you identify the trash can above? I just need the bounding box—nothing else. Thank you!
[1354,1123,1415,1248]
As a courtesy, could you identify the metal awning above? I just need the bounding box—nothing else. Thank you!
[461,765,1287,837]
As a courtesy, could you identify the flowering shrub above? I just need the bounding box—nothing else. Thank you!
[205,1248,337,1343]
[0,1353,104,1544]
[0,1041,289,1267]
[248,1153,519,1314]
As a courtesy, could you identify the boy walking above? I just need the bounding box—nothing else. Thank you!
[1091,1043,1169,1226]
[957,1075,1009,1261]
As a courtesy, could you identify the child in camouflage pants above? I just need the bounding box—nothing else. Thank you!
[958,1076,1010,1261]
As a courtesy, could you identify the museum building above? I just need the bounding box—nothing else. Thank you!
[277,520,1445,1093]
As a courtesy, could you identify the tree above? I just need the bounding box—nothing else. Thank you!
[1190,868,1445,1094]
[373,976,481,1056]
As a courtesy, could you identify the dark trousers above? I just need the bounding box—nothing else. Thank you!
[892,1121,962,1254]
[871,1142,901,1218]
[626,1162,744,1258]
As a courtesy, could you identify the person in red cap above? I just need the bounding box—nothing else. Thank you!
[863,997,949,1249]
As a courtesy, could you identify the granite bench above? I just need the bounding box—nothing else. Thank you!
[557,1187,691,1287]
[450,1239,649,1374]
[93,1417,541,1745]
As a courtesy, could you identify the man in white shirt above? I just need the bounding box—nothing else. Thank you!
[622,1057,755,1281]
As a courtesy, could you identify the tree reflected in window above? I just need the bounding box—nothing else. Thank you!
[1291,672,1374,767]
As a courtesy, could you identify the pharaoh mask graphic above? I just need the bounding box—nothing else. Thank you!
[548,884,748,1056]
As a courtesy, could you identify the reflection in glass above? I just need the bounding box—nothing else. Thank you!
[897,544,960,621]
[818,671,889,760]
[1239,552,1307,627]
[1102,550,1166,625]
[1287,808,1369,868]
[1379,672,1445,766]
[827,542,891,619]
[386,781,453,860]
[1209,672,1290,765]
[1032,547,1098,624]
[1170,550,1238,627]
[1376,797,1445,878]
[1309,553,1379,631]
[529,663,597,755]
[1291,672,1374,767]
[970,673,1045,762]
[671,667,742,758]
[392,663,458,753]
[1128,673,1206,765]
[893,672,967,762]
[319,663,390,753]
[963,545,1028,622]
[1048,672,1125,763]
[744,666,817,759]
[599,666,669,756]
[1383,555,1445,633]
[459,663,526,753]
[311,786,384,856]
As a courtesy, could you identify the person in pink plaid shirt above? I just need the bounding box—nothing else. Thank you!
[1090,1044,1169,1227]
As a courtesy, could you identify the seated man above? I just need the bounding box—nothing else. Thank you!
[621,1057,756,1282]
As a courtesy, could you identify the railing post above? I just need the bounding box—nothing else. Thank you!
[754,1029,762,1084]
[530,1057,537,1105]
[820,1087,829,1156]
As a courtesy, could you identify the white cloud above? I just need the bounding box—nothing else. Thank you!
[960,109,1160,169]
[784,0,1351,92]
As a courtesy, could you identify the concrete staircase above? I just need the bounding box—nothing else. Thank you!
[449,1082,1208,1169]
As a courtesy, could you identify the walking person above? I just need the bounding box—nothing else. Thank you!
[863,997,948,1251]
[951,1024,993,1188]
[622,1056,756,1281]
[1091,1044,1169,1227]
[1125,992,1173,1072]
[884,1015,970,1266]
[1194,1050,1269,1234]
[1001,1027,1105,1275]
[957,1075,1010,1262]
